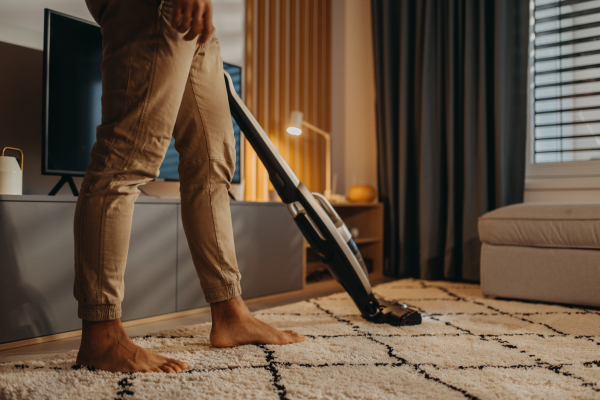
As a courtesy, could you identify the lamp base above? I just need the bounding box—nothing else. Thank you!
[325,192,347,204]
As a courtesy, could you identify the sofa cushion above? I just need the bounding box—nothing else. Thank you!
[478,202,600,250]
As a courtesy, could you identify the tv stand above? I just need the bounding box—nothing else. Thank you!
[49,175,79,196]
[0,196,302,345]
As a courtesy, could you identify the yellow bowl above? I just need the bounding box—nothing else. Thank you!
[348,185,376,203]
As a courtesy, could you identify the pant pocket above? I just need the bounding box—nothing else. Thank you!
[159,0,173,23]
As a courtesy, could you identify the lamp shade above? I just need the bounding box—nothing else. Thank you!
[286,111,304,135]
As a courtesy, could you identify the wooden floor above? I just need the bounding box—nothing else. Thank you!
[0,278,389,364]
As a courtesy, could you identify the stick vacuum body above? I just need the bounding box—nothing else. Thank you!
[224,72,421,327]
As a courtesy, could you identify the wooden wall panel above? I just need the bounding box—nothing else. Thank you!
[244,0,331,201]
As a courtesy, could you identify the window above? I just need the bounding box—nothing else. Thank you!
[531,0,600,165]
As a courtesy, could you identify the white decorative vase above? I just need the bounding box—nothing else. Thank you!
[0,147,23,195]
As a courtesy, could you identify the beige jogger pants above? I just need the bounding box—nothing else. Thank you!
[74,0,242,321]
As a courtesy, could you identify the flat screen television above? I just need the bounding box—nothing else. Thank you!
[42,9,243,188]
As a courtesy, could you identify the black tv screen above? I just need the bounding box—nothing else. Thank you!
[42,9,242,183]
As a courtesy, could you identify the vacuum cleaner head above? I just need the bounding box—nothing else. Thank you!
[223,71,422,327]
[369,299,423,326]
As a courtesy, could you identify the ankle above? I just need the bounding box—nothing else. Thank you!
[80,318,129,350]
[210,296,251,326]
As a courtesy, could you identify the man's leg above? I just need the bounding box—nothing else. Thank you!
[172,33,304,347]
[74,0,197,373]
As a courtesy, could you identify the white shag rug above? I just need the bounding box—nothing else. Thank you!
[1,279,600,400]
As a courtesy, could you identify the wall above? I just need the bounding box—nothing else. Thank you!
[330,0,378,196]
[524,177,600,203]
[0,0,244,61]
[0,41,68,195]
[0,0,244,196]
[0,0,93,51]
[243,0,331,201]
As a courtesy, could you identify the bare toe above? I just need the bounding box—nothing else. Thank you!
[169,359,188,371]
[167,363,182,373]
[286,332,305,343]
[160,366,175,373]
[151,367,162,373]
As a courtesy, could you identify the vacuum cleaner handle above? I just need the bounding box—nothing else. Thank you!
[223,71,421,325]
[223,73,300,204]
[223,71,372,291]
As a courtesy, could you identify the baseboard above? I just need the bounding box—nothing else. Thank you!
[0,306,211,352]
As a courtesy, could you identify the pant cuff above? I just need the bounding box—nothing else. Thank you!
[204,281,242,303]
[78,303,122,321]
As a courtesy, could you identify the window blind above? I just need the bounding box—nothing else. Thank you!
[532,0,600,163]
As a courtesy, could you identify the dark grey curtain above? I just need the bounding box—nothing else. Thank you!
[372,0,529,281]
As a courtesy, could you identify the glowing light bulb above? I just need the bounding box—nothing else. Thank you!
[287,127,302,136]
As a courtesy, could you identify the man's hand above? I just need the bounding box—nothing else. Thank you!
[170,0,214,45]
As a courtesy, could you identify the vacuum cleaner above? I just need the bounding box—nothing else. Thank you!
[224,72,421,327]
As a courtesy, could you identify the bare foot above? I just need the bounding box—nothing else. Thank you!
[209,296,306,348]
[76,319,189,373]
